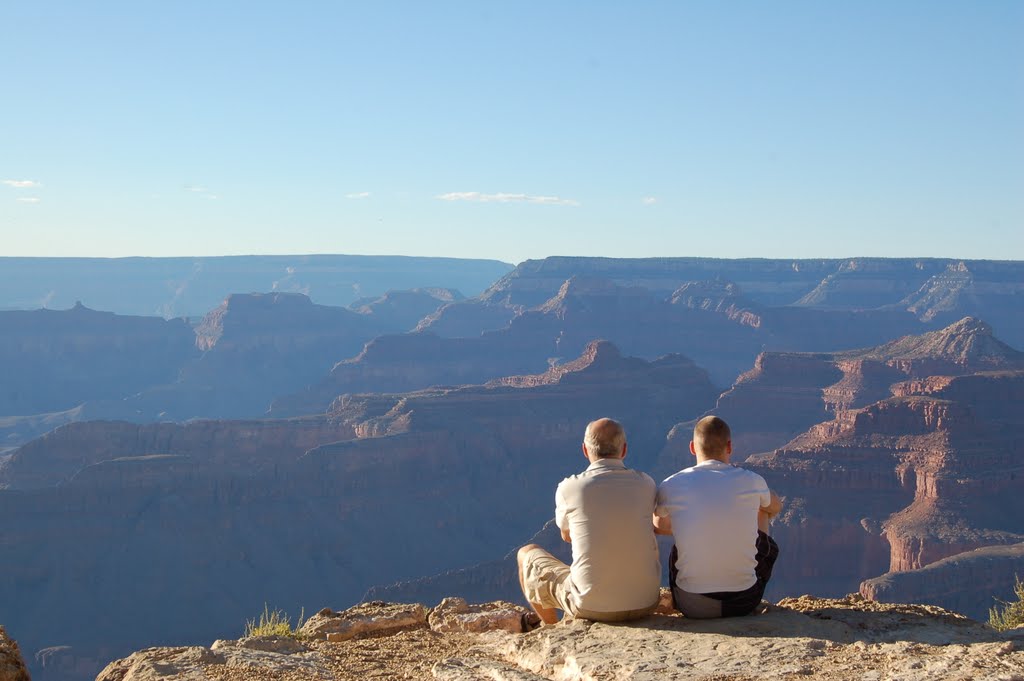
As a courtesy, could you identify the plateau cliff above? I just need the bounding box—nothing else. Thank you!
[0,255,512,318]
[0,304,196,418]
[90,595,1024,680]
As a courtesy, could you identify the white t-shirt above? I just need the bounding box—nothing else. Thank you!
[655,459,771,594]
[555,458,661,613]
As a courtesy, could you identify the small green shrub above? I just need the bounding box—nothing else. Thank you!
[988,575,1024,632]
[244,604,306,638]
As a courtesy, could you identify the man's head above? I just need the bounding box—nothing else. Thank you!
[691,415,732,462]
[582,418,627,461]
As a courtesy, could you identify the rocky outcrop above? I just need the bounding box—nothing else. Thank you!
[300,602,429,642]
[348,287,464,333]
[98,596,1024,681]
[900,260,1024,346]
[0,627,29,681]
[415,300,520,338]
[861,543,1024,620]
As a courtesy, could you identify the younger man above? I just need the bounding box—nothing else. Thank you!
[654,415,782,618]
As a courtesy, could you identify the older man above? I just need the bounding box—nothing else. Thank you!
[654,415,782,618]
[517,418,661,624]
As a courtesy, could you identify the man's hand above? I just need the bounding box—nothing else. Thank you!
[653,513,673,536]
[561,527,572,544]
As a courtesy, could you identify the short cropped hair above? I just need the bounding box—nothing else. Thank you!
[693,415,731,458]
[583,418,626,458]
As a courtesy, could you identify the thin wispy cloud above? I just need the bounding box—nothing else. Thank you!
[641,196,658,205]
[16,197,41,204]
[185,185,218,200]
[345,191,371,199]
[3,179,41,188]
[437,191,579,207]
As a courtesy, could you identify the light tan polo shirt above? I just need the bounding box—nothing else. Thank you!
[554,458,661,613]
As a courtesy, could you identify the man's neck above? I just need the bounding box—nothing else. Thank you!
[695,454,730,465]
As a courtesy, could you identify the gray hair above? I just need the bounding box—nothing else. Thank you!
[583,418,626,458]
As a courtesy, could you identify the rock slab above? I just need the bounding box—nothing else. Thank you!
[429,597,532,634]
[299,601,429,642]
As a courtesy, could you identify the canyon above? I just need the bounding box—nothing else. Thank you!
[1,256,1023,680]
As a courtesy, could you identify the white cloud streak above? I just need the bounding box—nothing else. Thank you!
[437,191,579,207]
[345,191,371,199]
[16,197,41,204]
[3,179,41,188]
[641,196,658,205]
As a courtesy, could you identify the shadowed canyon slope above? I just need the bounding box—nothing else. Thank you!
[0,304,197,419]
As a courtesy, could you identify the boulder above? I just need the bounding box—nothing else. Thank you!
[0,627,29,681]
[298,602,428,642]
[428,597,532,634]
[96,643,331,681]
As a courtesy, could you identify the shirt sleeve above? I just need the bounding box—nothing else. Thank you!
[756,473,771,508]
[654,481,671,517]
[554,480,569,530]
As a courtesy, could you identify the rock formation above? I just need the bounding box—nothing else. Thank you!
[0,304,196,417]
[348,287,464,333]
[97,595,1024,680]
[0,254,512,318]
[708,316,1024,459]
[0,627,30,681]
[740,324,1024,617]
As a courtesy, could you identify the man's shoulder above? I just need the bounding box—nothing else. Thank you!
[731,464,769,487]
[659,463,767,486]
[562,466,655,490]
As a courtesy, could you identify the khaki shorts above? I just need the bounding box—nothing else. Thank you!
[520,547,658,623]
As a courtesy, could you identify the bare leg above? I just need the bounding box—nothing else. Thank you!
[517,544,559,625]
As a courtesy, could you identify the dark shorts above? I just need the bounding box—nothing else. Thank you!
[669,531,780,618]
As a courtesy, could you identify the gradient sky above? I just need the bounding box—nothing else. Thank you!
[2,1,1022,263]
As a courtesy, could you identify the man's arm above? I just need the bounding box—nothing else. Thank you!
[561,527,572,543]
[760,490,782,518]
[653,513,673,535]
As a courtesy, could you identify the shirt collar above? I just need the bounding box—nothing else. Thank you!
[693,458,731,469]
[587,457,627,471]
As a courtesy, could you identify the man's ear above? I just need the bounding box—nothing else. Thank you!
[582,443,589,459]
[689,441,697,456]
[620,442,628,460]
[726,440,733,455]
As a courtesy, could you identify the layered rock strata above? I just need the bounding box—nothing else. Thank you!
[0,304,196,417]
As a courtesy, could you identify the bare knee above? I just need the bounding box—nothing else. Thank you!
[518,544,542,564]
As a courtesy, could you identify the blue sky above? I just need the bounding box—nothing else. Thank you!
[2,1,1021,263]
